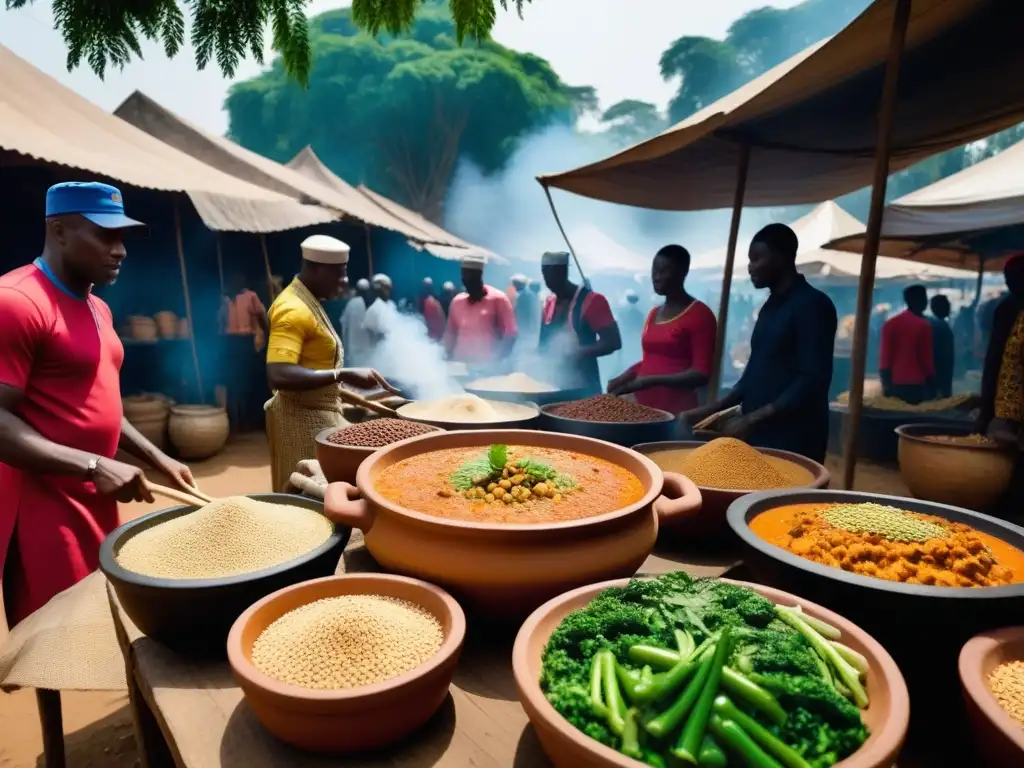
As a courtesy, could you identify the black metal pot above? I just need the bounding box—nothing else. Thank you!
[538,402,678,448]
[462,385,588,407]
[727,489,1024,758]
[100,493,349,658]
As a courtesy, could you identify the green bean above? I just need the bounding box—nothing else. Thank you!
[712,696,812,768]
[645,643,714,738]
[590,652,607,716]
[720,667,787,726]
[708,716,784,768]
[629,644,681,670]
[601,651,626,734]
[697,735,728,768]
[675,627,731,763]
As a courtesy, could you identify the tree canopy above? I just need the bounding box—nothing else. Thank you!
[226,3,579,222]
[5,0,530,84]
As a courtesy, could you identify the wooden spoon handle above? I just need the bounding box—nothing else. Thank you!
[337,388,399,418]
[146,481,210,508]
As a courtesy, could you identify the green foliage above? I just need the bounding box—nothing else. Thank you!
[599,100,667,146]
[352,0,532,45]
[226,3,578,221]
[8,0,312,83]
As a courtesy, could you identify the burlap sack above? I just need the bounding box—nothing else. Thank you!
[0,571,125,692]
[265,386,347,493]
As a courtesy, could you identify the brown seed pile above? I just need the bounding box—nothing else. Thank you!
[116,496,333,579]
[251,594,444,690]
[548,394,668,423]
[669,438,813,490]
[326,418,439,448]
[922,433,994,446]
[988,660,1024,726]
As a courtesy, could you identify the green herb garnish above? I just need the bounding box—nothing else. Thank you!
[520,457,577,489]
[449,444,577,492]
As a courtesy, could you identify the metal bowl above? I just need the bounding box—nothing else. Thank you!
[100,493,349,657]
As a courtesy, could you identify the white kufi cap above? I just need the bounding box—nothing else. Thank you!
[301,234,350,264]
[541,251,570,267]
[460,252,487,271]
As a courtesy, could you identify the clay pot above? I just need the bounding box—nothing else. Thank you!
[227,573,465,753]
[633,440,829,541]
[154,311,178,339]
[324,429,702,618]
[128,315,158,341]
[959,626,1024,765]
[896,423,1014,510]
[513,578,910,768]
[123,394,171,450]
[168,405,229,460]
[314,424,443,485]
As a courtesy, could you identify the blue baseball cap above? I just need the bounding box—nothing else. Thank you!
[45,182,145,229]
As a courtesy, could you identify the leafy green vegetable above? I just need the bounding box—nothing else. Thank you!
[519,458,577,489]
[449,454,493,491]
[539,574,869,768]
[488,443,508,470]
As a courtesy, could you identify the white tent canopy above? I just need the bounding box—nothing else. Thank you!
[690,201,974,283]
[826,137,1024,270]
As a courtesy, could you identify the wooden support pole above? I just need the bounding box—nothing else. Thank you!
[36,689,65,768]
[542,183,588,286]
[841,0,912,490]
[260,234,275,301]
[173,201,206,404]
[707,144,751,400]
[214,233,225,297]
[364,223,375,277]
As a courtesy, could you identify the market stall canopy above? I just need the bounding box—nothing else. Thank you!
[824,136,1024,271]
[286,146,506,264]
[555,223,649,275]
[690,201,974,284]
[115,91,454,241]
[0,46,334,233]
[538,0,1024,211]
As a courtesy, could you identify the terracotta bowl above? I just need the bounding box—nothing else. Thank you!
[324,429,702,618]
[959,626,1024,765]
[632,440,829,540]
[227,573,465,753]
[314,424,442,485]
[512,577,909,768]
[896,422,1014,510]
[397,399,540,431]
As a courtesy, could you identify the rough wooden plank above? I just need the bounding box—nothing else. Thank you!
[109,538,735,767]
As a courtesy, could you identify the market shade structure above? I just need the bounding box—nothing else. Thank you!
[287,146,506,265]
[690,201,974,283]
[824,136,1024,271]
[117,91,455,242]
[537,0,1024,211]
[0,45,333,233]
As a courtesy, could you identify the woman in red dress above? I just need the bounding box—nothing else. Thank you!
[608,245,717,415]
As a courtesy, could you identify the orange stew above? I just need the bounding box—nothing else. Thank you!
[751,503,1024,587]
[376,446,645,524]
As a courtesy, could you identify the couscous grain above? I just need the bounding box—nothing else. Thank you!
[116,496,332,579]
[251,594,444,690]
[988,660,1024,726]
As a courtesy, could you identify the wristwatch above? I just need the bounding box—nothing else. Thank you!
[85,456,101,479]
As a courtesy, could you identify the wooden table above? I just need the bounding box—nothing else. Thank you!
[107,533,738,768]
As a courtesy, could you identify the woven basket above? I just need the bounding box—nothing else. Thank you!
[154,311,178,339]
[122,394,171,422]
[128,316,158,341]
[168,405,229,460]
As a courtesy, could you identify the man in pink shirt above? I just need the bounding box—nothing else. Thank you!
[443,254,517,365]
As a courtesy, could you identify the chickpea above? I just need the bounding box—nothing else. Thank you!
[493,487,506,499]
[552,494,562,503]
[533,482,548,496]
[484,493,495,503]
[438,489,452,498]
[487,482,497,493]
[511,474,525,486]
[502,495,513,504]
[499,479,512,490]
[463,490,475,500]
[545,487,556,498]
[502,468,510,479]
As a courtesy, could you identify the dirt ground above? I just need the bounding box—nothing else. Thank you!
[0,436,907,768]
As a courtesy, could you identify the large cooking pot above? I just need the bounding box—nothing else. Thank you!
[728,488,1024,760]
[324,430,701,619]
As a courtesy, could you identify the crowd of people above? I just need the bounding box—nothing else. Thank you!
[5,180,1024,639]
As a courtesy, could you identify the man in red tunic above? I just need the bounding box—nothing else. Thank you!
[0,182,195,629]
[879,284,935,405]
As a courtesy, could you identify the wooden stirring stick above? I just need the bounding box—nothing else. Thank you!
[145,481,212,508]
[336,387,400,418]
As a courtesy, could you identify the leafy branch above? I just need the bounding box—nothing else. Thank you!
[352,0,532,45]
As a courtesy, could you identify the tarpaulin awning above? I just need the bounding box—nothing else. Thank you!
[115,91,445,239]
[287,146,505,263]
[538,0,1024,211]
[824,135,1024,271]
[0,45,334,233]
[690,202,974,283]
